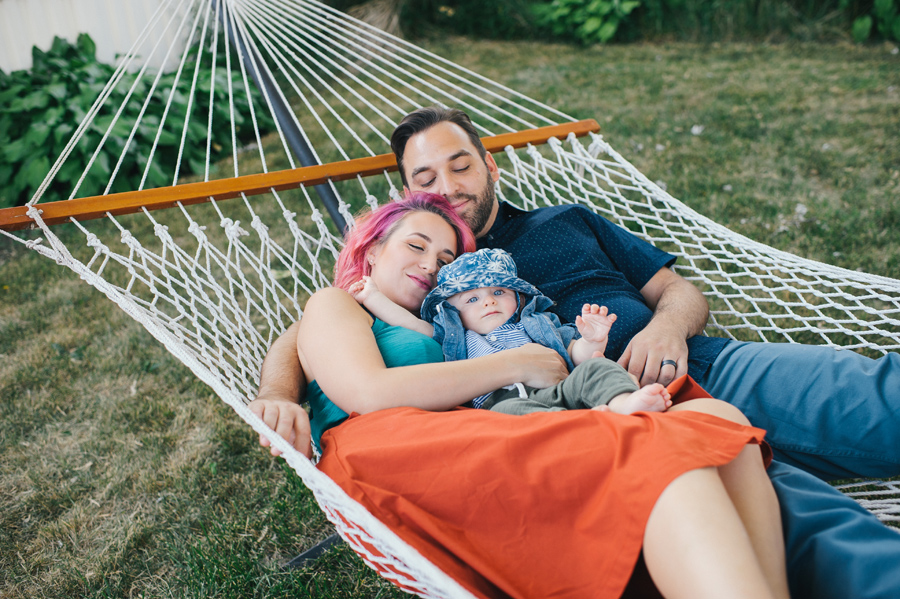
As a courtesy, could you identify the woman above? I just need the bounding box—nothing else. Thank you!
[251,192,790,599]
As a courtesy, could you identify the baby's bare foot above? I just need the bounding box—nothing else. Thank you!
[608,384,672,415]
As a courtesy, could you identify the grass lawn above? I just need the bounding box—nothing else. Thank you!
[1,38,898,598]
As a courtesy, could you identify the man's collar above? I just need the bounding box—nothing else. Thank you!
[482,201,523,241]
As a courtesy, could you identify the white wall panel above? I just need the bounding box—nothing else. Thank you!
[0,0,191,73]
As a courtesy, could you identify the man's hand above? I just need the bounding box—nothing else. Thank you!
[253,320,308,456]
[617,319,689,387]
[249,398,313,459]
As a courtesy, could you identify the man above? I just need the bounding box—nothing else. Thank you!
[253,106,900,598]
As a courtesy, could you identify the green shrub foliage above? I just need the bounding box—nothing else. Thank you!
[853,0,900,42]
[532,0,641,44]
[0,34,274,209]
[333,0,900,44]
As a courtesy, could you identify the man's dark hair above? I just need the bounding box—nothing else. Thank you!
[390,106,487,186]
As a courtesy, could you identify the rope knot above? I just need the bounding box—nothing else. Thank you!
[310,209,324,224]
[365,195,380,210]
[221,218,249,239]
[120,230,139,249]
[250,215,269,237]
[587,133,606,158]
[85,233,109,253]
[282,211,306,243]
[23,237,59,261]
[188,222,208,244]
[153,224,173,244]
[338,202,353,223]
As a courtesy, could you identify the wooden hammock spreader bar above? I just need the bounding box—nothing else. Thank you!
[0,119,599,232]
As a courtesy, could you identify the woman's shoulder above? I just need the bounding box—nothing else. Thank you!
[303,287,372,323]
[308,285,351,301]
[305,286,356,310]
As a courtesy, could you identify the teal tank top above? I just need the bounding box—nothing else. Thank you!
[306,317,445,451]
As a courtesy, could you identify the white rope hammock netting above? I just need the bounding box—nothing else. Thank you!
[2,0,898,595]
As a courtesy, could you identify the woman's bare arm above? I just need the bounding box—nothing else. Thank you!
[298,287,568,416]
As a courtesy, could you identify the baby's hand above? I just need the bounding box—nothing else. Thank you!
[348,276,379,304]
[575,304,617,346]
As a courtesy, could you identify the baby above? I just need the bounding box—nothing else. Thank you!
[350,248,670,415]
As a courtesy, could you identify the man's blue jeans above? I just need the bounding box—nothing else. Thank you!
[698,340,900,598]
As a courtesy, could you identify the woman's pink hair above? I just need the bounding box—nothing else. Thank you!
[334,191,477,290]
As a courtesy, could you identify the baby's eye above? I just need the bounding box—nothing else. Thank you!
[493,289,505,296]
[466,296,479,304]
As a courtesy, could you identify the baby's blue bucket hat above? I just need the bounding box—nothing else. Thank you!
[420,248,541,322]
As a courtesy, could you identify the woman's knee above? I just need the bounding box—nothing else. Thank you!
[669,398,751,426]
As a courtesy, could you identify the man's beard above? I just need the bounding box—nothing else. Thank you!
[452,172,496,236]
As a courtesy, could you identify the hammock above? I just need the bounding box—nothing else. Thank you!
[1,0,898,595]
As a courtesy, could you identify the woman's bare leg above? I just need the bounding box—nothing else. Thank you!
[668,399,790,599]
[643,467,778,599]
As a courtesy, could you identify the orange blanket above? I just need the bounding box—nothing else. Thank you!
[318,376,767,599]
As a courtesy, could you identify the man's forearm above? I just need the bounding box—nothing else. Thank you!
[256,320,304,404]
[641,267,709,340]
[651,280,709,340]
[623,267,706,385]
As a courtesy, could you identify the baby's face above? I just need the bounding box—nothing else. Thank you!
[447,286,518,335]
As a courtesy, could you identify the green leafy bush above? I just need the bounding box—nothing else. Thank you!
[850,0,900,42]
[0,34,274,209]
[532,0,641,44]
[852,13,874,42]
[325,0,900,44]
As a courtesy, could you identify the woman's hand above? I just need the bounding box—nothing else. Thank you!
[503,343,569,388]
[248,398,312,459]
